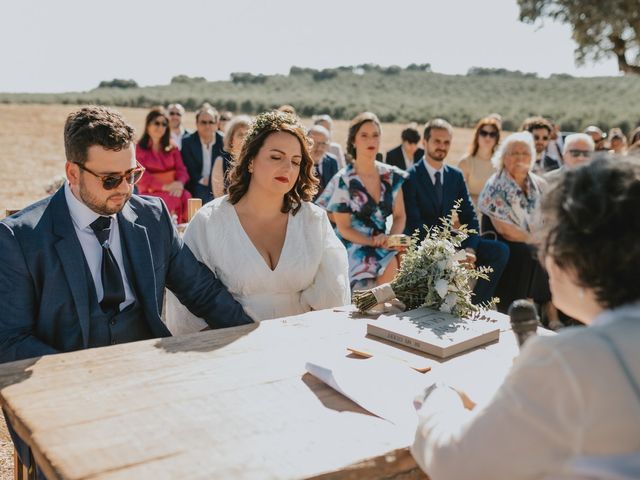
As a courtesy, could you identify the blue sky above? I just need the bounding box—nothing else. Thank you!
[1,0,620,93]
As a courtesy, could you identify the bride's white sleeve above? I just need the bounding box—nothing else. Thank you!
[165,213,209,335]
[300,212,351,310]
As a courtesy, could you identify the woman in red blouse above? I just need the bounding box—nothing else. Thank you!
[136,107,191,222]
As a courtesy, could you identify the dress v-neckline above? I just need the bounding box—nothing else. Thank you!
[228,202,292,272]
[353,164,383,205]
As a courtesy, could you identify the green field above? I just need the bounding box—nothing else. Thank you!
[2,66,639,132]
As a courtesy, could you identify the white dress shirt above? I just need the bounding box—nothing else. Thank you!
[411,304,640,480]
[402,146,414,170]
[423,160,444,186]
[64,183,135,310]
[200,138,216,181]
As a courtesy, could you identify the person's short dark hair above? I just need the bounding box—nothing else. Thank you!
[227,111,317,215]
[64,106,135,166]
[346,112,382,161]
[521,116,552,134]
[539,154,640,309]
[423,118,453,141]
[138,106,172,152]
[401,125,420,144]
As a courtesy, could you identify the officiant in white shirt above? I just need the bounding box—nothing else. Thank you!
[412,156,640,480]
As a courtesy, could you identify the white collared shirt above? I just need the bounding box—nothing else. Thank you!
[171,127,186,150]
[200,138,216,180]
[423,160,445,186]
[64,183,135,310]
[402,146,414,170]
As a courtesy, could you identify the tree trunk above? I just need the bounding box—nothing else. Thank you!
[610,35,640,75]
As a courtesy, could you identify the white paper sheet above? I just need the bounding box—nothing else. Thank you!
[305,355,432,426]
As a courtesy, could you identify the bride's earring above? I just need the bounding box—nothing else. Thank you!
[248,162,254,173]
[578,288,585,299]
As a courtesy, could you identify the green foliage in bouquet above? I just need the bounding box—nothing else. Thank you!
[354,202,497,316]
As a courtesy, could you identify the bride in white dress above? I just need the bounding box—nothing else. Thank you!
[166,112,350,334]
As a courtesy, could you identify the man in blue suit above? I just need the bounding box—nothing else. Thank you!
[308,125,339,200]
[403,119,508,305]
[0,106,252,474]
[181,104,224,203]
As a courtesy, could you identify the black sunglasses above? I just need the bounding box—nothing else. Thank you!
[568,149,592,158]
[168,111,182,117]
[479,129,498,139]
[78,162,145,190]
[152,121,168,127]
[199,120,216,125]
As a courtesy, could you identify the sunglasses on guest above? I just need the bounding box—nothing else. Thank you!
[168,111,182,117]
[198,120,216,125]
[478,129,498,139]
[152,120,168,127]
[568,150,592,158]
[534,135,550,141]
[78,162,146,190]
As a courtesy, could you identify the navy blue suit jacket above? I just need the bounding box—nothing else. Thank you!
[385,145,425,170]
[314,153,339,199]
[181,131,225,196]
[0,188,252,364]
[403,159,480,250]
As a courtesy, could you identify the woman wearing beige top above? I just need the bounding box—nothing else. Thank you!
[458,117,501,205]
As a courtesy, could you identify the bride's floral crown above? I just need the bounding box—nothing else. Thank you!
[244,111,308,146]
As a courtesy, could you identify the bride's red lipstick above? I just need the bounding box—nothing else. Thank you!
[274,176,289,183]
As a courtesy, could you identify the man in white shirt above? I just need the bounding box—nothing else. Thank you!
[167,103,188,149]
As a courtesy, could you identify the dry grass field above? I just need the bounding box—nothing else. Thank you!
[0,104,473,479]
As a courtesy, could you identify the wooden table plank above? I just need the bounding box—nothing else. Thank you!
[0,309,519,479]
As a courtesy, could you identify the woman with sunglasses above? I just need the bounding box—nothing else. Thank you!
[458,116,501,206]
[135,107,191,223]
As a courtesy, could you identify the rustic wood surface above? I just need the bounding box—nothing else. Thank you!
[0,308,519,480]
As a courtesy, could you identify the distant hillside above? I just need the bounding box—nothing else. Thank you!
[2,66,639,132]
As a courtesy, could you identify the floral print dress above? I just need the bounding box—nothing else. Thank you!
[316,161,408,288]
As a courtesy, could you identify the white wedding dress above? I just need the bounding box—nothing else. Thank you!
[166,196,351,334]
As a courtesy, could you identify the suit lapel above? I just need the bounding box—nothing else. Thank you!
[117,203,160,323]
[194,133,204,172]
[442,165,456,213]
[51,188,92,348]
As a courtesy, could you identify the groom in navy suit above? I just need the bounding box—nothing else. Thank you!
[403,119,508,305]
[0,106,252,473]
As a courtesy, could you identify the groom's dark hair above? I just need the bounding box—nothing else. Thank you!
[64,106,135,166]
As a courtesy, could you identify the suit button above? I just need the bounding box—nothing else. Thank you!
[110,319,117,326]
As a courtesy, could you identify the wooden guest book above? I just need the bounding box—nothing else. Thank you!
[367,307,500,358]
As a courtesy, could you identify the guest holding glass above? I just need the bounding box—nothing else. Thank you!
[135,107,191,223]
[458,117,500,206]
[211,115,251,198]
[412,155,640,480]
[478,132,548,315]
[317,112,407,290]
[166,112,350,333]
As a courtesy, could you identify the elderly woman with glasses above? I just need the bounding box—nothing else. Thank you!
[478,132,549,315]
[135,106,191,223]
[458,116,501,206]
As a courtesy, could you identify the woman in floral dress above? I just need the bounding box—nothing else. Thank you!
[317,112,407,290]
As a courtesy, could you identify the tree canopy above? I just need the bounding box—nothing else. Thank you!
[517,0,640,74]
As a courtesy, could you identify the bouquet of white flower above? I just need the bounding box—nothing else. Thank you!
[353,205,497,316]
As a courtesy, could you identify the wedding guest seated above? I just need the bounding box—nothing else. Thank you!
[385,123,424,171]
[412,155,640,480]
[584,125,607,151]
[218,111,234,134]
[167,103,188,149]
[181,104,224,203]
[317,112,407,290]
[545,133,595,182]
[521,116,559,173]
[166,111,350,333]
[307,125,339,200]
[458,116,501,206]
[608,127,627,155]
[478,132,549,315]
[135,107,191,223]
[211,115,251,198]
[314,114,346,168]
[403,118,508,305]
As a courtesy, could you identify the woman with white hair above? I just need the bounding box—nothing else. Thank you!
[478,131,547,313]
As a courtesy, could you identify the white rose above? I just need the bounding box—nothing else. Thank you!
[435,279,449,299]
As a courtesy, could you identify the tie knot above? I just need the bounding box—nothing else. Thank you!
[435,171,441,181]
[90,216,112,247]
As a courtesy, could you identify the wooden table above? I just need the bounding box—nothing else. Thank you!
[0,308,521,479]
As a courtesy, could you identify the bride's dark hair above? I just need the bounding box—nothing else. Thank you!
[226,111,318,215]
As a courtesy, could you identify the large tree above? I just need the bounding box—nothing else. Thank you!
[517,0,640,74]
